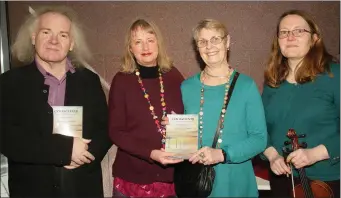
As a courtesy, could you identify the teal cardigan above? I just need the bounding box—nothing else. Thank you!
[262,63,340,181]
[181,70,267,197]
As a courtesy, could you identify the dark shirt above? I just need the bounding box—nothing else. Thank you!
[108,65,184,184]
[0,63,112,197]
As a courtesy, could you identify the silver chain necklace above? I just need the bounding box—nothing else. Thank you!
[203,70,230,79]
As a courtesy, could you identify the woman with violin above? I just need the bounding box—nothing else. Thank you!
[262,10,340,198]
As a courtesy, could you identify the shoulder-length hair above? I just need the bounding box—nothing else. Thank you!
[121,19,173,73]
[11,5,91,67]
[264,10,335,88]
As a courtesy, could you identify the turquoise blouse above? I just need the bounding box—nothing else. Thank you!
[262,63,340,181]
[181,70,267,197]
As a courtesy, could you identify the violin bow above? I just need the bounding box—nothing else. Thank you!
[290,163,296,198]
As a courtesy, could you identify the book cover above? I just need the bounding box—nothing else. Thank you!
[52,106,83,138]
[165,114,198,159]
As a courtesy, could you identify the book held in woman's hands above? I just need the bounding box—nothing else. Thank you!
[52,106,83,138]
[165,114,198,159]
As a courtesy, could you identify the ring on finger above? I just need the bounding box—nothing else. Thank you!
[199,152,205,158]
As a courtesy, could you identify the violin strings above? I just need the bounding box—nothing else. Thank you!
[299,168,314,198]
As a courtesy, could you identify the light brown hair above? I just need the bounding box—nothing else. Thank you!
[264,10,335,87]
[192,18,229,42]
[192,19,230,64]
[121,19,172,73]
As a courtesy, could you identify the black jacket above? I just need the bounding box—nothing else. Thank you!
[0,63,112,197]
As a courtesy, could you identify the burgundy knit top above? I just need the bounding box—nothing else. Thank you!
[108,64,184,184]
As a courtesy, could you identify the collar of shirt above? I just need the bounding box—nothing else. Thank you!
[35,58,76,78]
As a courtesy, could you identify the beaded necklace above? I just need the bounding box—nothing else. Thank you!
[199,69,233,148]
[135,67,167,148]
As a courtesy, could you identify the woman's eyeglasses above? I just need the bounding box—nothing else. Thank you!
[278,29,312,39]
[197,35,227,48]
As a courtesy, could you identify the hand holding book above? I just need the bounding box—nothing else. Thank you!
[150,148,184,165]
[163,114,199,160]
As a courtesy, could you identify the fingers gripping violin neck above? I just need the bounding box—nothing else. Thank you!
[282,129,334,198]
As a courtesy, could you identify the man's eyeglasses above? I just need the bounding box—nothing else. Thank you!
[278,29,312,39]
[197,35,227,48]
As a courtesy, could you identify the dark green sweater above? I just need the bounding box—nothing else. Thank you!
[262,63,340,181]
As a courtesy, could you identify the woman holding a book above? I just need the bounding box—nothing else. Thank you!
[108,18,185,197]
[168,19,267,197]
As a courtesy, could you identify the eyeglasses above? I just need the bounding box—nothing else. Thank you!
[197,35,227,48]
[278,29,312,39]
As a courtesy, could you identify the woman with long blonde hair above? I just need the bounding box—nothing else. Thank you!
[108,18,184,197]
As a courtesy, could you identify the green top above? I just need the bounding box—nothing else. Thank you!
[262,63,340,181]
[181,70,267,197]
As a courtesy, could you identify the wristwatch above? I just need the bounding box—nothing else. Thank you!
[221,149,227,164]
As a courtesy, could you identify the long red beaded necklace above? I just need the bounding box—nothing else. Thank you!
[135,67,167,148]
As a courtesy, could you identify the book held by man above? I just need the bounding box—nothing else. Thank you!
[52,106,83,138]
[165,114,198,159]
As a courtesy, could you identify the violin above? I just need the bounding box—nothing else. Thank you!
[282,129,334,198]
